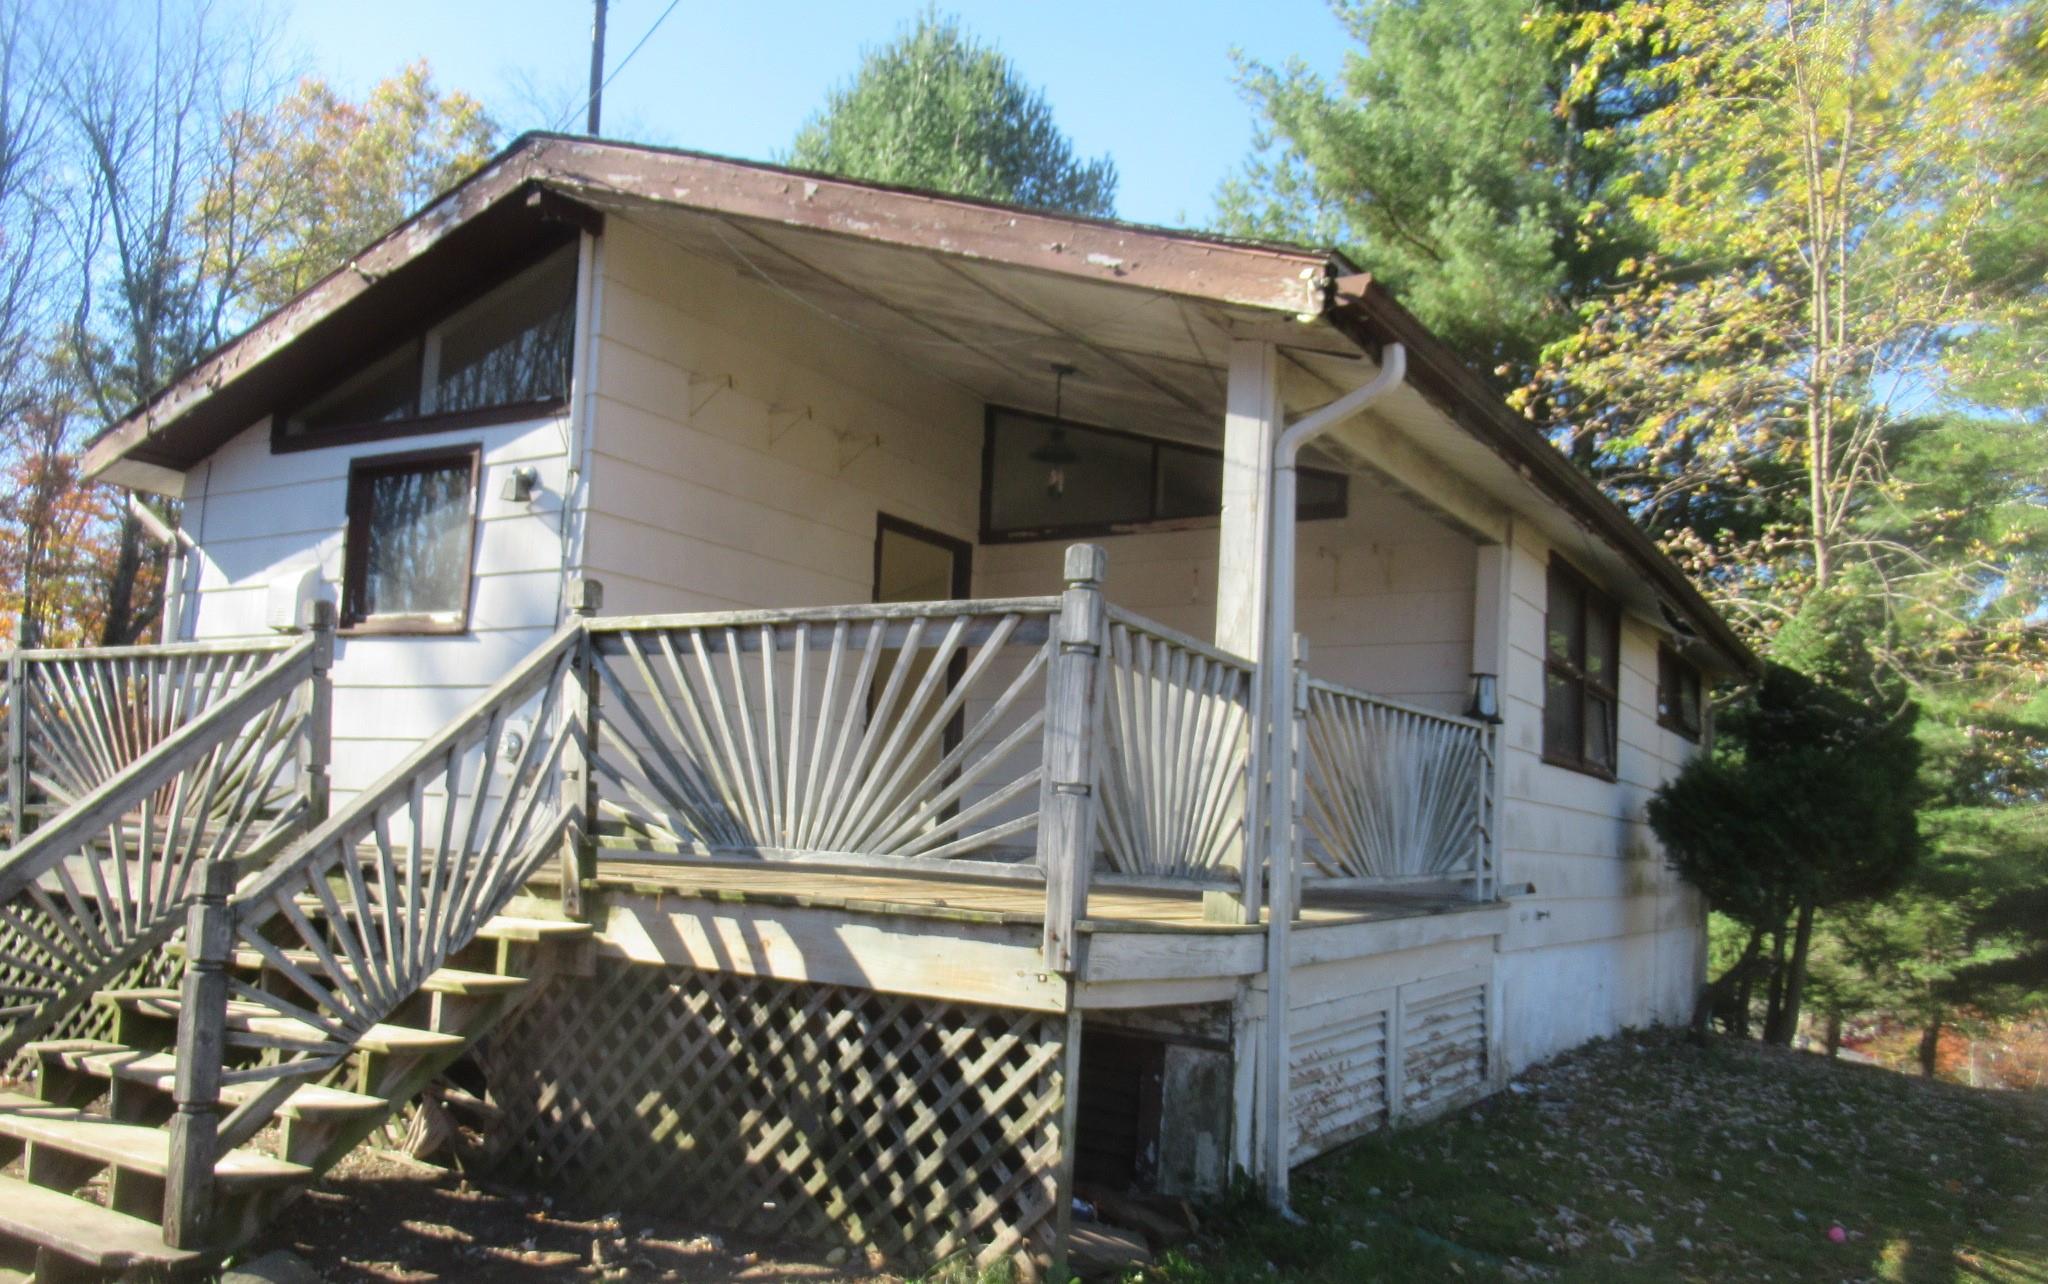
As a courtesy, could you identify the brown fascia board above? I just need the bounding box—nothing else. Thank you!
[1324,274,1759,677]
[521,135,1334,312]
[84,133,1335,480]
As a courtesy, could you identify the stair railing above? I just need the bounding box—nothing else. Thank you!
[4,635,305,840]
[163,618,585,1247]
[0,625,328,1063]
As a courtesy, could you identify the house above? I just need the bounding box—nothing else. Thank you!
[0,133,1751,1279]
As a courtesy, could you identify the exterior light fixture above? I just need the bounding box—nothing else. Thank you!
[1029,363,1081,498]
[1467,672,1502,724]
[502,466,541,505]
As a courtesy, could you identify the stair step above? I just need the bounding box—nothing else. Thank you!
[0,1092,310,1187]
[33,1041,388,1119]
[477,915,592,942]
[95,990,468,1056]
[225,949,530,996]
[0,1173,202,1275]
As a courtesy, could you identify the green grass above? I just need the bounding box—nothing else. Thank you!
[1149,1031,2048,1283]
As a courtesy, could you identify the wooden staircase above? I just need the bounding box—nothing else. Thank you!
[0,911,589,1282]
[0,615,595,1281]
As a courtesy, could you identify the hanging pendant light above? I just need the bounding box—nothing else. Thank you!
[1029,363,1081,498]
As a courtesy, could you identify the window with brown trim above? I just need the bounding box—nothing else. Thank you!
[1658,644,1705,741]
[980,406,1347,543]
[1543,556,1620,777]
[341,446,481,635]
[276,243,576,451]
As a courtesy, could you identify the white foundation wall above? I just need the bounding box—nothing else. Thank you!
[578,217,990,613]
[1287,924,1503,1163]
[177,413,574,803]
[1491,521,1706,1070]
[975,476,1479,714]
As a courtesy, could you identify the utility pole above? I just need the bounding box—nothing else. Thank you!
[586,0,608,135]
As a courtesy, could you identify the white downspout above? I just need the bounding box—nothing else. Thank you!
[1258,342,1406,1209]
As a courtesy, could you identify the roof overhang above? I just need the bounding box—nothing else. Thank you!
[83,132,1755,675]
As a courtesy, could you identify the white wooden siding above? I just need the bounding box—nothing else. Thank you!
[179,413,573,802]
[578,218,986,616]
[976,475,1480,714]
[1492,522,1706,1070]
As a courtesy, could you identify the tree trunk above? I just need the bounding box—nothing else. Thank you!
[1762,921,1789,1042]
[1734,965,1755,1039]
[1771,896,1817,1046]
[1824,1012,1843,1059]
[1918,1010,1943,1078]
[1693,926,1764,1045]
[99,504,145,645]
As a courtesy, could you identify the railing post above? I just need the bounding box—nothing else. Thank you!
[6,650,24,841]
[1476,722,1498,901]
[561,577,604,919]
[1038,544,1107,973]
[300,602,335,827]
[163,858,234,1250]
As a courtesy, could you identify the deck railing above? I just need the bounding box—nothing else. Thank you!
[586,599,1062,873]
[1097,606,1254,885]
[1300,677,1495,898]
[0,630,327,1060]
[2,637,302,842]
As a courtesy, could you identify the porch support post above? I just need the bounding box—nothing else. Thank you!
[1217,340,1281,934]
[1218,339,1282,1192]
[1216,340,1280,664]
[1472,529,1510,901]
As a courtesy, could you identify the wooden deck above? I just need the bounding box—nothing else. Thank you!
[586,856,1508,1011]
[593,858,1474,930]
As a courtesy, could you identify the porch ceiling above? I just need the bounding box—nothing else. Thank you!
[597,197,1368,449]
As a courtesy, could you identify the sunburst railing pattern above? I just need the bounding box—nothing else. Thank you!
[0,637,319,1060]
[1301,677,1494,894]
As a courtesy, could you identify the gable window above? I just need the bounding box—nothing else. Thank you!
[1658,645,1705,741]
[278,244,577,450]
[981,407,1347,543]
[1543,556,1620,778]
[341,446,480,634]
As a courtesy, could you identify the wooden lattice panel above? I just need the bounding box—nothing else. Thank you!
[478,963,1074,1268]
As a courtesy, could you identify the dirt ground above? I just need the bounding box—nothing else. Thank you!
[238,1147,894,1284]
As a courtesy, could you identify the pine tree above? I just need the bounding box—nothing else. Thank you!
[1217,0,1653,383]
[787,11,1116,217]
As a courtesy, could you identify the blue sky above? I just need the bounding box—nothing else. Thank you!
[276,0,1354,228]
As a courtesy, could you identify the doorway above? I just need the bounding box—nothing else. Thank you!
[869,516,974,817]
[872,514,971,605]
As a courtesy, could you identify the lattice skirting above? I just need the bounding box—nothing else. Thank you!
[475,963,1075,1269]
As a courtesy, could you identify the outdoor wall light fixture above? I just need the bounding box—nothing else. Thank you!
[502,466,542,505]
[1030,362,1082,498]
[1467,672,1503,724]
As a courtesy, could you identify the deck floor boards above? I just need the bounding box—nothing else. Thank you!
[592,858,1478,933]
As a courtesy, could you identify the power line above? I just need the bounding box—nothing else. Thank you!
[557,0,683,135]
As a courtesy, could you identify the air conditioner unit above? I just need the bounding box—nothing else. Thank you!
[266,566,323,633]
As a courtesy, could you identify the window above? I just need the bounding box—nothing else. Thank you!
[980,407,1347,542]
[1658,645,1705,741]
[278,244,577,450]
[341,446,481,634]
[1543,556,1620,777]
